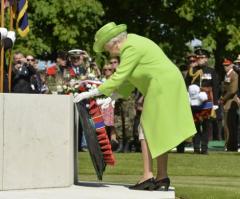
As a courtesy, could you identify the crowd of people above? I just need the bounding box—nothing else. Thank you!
[6,49,130,152]
[1,21,239,193]
[179,48,240,154]
[2,45,240,154]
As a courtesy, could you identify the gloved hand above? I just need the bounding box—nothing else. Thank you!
[103,92,122,108]
[73,88,101,103]
[0,28,8,40]
[96,97,114,109]
[3,31,16,49]
[213,105,219,110]
[6,31,16,43]
[96,92,122,109]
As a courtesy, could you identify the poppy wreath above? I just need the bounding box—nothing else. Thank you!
[79,80,115,165]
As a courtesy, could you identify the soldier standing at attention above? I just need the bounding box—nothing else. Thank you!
[185,48,219,154]
[220,59,239,151]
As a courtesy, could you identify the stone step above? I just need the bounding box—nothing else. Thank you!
[0,182,175,199]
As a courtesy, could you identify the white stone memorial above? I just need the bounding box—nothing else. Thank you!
[0,93,175,199]
[0,93,74,190]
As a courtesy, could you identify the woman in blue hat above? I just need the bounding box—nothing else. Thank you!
[74,22,196,191]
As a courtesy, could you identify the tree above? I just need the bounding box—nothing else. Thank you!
[9,0,240,78]
[100,0,240,78]
[13,0,104,59]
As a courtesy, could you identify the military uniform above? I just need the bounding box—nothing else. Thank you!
[185,49,219,154]
[221,62,239,151]
[114,96,135,152]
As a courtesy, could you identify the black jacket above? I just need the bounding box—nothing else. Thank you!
[12,64,36,93]
[185,65,219,105]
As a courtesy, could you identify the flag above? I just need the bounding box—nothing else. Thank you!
[16,0,29,37]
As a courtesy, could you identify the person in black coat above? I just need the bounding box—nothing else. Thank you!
[12,52,37,93]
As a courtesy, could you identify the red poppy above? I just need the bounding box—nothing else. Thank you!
[46,65,57,76]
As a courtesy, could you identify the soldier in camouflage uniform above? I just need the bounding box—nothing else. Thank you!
[107,56,136,152]
[114,94,136,152]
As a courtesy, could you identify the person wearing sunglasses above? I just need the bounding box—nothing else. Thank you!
[26,55,43,94]
[26,55,37,69]
[109,57,120,71]
[12,52,37,93]
[73,22,196,191]
[102,64,113,80]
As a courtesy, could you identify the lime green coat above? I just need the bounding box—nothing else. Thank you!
[98,34,196,158]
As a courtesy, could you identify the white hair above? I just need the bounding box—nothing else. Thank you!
[106,32,127,47]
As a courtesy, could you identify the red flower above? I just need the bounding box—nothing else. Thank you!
[46,65,57,76]
[79,85,86,92]
[68,67,77,77]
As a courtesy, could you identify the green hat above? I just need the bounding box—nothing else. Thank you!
[93,22,127,53]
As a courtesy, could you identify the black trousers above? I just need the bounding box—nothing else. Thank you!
[226,102,239,151]
[193,119,211,152]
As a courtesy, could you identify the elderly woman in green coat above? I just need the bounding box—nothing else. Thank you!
[74,22,196,191]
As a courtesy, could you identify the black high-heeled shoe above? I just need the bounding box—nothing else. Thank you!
[129,177,155,191]
[154,177,170,191]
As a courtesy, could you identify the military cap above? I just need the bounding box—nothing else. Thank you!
[194,48,210,58]
[234,54,240,63]
[68,49,84,57]
[222,58,233,66]
[186,52,196,58]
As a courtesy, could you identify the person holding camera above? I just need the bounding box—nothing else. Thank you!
[12,52,37,93]
[26,54,43,94]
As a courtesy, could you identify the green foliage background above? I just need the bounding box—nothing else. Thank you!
[13,0,104,58]
[8,0,240,76]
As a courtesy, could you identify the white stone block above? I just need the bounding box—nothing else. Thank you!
[0,184,175,199]
[0,94,3,190]
[2,94,74,190]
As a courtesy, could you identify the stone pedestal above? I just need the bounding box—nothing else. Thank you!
[0,94,74,190]
[0,183,176,199]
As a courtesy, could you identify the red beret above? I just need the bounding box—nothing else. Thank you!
[222,58,232,66]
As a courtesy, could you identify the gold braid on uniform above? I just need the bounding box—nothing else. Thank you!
[189,67,203,84]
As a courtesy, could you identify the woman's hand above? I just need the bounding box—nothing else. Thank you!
[73,88,101,103]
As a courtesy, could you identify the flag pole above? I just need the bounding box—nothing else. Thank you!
[8,1,14,92]
[0,0,5,93]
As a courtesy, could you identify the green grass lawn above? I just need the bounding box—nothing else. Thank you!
[78,151,240,199]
